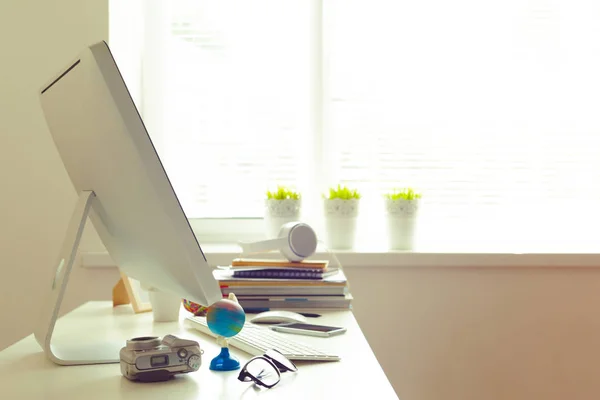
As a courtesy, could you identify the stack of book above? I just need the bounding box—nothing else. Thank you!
[212,258,352,311]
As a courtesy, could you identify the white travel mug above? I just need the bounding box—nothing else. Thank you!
[148,288,181,322]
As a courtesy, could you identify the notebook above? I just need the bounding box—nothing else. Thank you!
[213,269,347,286]
[231,258,329,270]
[220,285,348,297]
[236,293,353,309]
[230,268,340,280]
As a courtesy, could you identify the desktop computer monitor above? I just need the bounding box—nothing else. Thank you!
[36,41,222,364]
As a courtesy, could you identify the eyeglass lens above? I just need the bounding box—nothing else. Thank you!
[264,349,297,372]
[244,358,280,387]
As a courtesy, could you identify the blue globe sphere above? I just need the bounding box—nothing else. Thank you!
[206,299,245,338]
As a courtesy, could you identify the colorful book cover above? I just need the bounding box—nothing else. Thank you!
[231,268,340,280]
[231,258,329,270]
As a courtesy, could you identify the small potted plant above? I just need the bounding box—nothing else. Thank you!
[264,186,301,238]
[384,187,421,250]
[323,184,361,249]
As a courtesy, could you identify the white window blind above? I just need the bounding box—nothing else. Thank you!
[327,0,600,225]
[113,0,600,249]
[142,0,313,218]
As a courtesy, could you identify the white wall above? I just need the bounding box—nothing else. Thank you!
[345,266,600,400]
[0,0,119,350]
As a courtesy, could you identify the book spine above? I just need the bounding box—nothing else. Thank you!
[233,270,322,279]
[231,259,327,269]
[238,302,352,310]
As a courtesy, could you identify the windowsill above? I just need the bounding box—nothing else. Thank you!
[81,244,600,269]
[187,216,600,264]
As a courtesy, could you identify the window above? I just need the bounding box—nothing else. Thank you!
[110,0,600,251]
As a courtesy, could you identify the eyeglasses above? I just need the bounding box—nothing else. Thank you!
[237,349,298,389]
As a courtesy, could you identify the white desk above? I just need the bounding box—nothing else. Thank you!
[0,302,398,399]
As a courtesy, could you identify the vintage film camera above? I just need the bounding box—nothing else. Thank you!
[120,335,203,382]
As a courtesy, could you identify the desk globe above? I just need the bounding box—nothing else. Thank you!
[206,297,246,371]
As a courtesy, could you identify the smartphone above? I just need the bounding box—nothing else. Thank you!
[270,322,347,337]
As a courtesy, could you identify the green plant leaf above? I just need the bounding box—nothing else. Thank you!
[265,185,301,200]
[324,184,361,200]
[384,187,422,201]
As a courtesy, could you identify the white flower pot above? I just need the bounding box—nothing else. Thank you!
[385,198,420,250]
[264,199,301,239]
[323,198,360,250]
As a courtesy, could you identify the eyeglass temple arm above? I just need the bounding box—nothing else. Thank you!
[237,356,281,388]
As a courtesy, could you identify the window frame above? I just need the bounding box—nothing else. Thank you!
[190,218,265,244]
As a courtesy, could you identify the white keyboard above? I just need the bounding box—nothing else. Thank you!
[185,316,340,362]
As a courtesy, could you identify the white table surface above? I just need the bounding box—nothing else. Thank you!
[0,302,398,399]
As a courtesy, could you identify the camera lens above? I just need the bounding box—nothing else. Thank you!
[126,336,161,350]
[130,336,158,342]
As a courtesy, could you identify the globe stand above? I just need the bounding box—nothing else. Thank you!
[205,295,246,372]
[209,346,240,371]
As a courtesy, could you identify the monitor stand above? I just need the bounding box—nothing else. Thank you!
[34,190,122,365]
